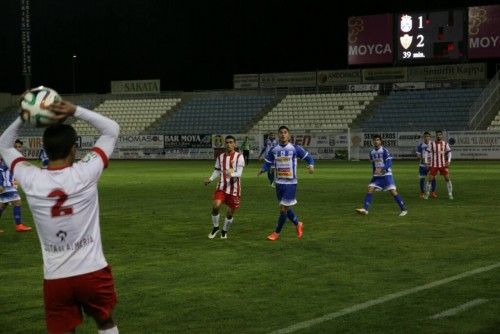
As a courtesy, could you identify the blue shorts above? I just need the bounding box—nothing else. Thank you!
[275,183,297,206]
[419,165,429,178]
[0,191,21,203]
[368,175,396,191]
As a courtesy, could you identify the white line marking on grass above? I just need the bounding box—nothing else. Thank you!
[429,298,489,319]
[270,262,500,334]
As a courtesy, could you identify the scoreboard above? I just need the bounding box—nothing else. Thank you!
[396,9,466,62]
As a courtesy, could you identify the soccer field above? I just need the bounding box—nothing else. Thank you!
[1,160,499,333]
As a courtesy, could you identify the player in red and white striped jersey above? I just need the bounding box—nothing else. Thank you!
[0,99,120,334]
[424,130,453,200]
[204,135,245,239]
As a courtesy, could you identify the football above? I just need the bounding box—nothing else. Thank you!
[20,86,62,127]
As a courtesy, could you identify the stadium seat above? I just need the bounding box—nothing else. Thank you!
[359,88,482,131]
[248,92,376,133]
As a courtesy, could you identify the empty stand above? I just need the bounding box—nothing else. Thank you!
[359,88,483,131]
[1,88,492,139]
[487,112,500,131]
[470,70,500,130]
[251,92,376,133]
[71,98,181,135]
[147,95,275,134]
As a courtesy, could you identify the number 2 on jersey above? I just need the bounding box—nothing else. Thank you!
[48,189,74,217]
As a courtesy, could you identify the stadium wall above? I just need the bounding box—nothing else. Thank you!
[17,131,500,161]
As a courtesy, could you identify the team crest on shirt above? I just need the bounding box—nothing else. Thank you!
[56,230,67,242]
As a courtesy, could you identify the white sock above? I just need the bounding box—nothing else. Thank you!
[425,181,431,194]
[223,218,233,232]
[98,326,119,334]
[212,214,220,228]
[446,181,453,195]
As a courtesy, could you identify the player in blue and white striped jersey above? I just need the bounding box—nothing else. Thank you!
[39,145,49,168]
[0,156,32,232]
[356,134,407,217]
[258,126,314,241]
[258,132,278,186]
[416,132,436,198]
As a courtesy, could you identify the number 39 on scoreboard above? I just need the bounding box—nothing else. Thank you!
[397,9,466,63]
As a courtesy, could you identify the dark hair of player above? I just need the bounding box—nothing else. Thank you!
[372,134,382,141]
[43,124,78,160]
[278,125,289,132]
[225,135,236,142]
[423,131,430,136]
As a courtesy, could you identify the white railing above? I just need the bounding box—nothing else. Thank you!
[469,71,500,130]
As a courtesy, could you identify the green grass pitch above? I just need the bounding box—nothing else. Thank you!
[0,160,499,333]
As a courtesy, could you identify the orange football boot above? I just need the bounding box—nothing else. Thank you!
[16,224,32,232]
[296,221,303,239]
[267,232,280,241]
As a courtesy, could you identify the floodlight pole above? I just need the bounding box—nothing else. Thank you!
[20,0,32,89]
[72,54,77,94]
[347,127,351,161]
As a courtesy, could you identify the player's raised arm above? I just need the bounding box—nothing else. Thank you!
[0,117,25,170]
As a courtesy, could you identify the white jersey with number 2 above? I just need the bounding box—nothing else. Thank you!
[13,148,109,279]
